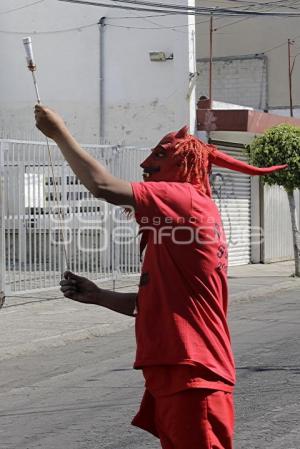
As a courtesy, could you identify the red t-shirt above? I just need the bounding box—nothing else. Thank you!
[131,181,235,386]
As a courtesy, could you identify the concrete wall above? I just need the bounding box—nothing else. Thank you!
[195,4,300,111]
[0,0,196,146]
[196,56,267,109]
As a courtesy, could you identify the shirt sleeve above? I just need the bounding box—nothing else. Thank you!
[131,181,192,224]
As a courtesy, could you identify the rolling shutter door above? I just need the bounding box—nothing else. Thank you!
[211,145,251,266]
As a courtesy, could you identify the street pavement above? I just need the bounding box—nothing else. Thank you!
[0,283,299,448]
[0,261,299,362]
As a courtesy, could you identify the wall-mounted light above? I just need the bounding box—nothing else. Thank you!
[149,52,174,62]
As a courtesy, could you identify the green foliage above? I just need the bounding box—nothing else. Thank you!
[247,124,300,192]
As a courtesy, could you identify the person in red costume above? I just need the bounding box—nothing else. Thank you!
[34,105,287,449]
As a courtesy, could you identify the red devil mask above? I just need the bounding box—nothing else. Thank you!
[140,126,190,183]
[141,126,287,195]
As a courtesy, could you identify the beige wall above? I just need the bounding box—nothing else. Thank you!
[195,2,300,109]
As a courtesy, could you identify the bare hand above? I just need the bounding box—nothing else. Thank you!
[34,104,67,139]
[60,271,101,304]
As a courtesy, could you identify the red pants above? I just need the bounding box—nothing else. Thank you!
[132,388,234,449]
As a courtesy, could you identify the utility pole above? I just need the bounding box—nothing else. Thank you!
[209,13,213,109]
[288,38,294,117]
[0,142,5,309]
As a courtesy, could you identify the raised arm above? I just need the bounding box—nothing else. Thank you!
[34,105,135,207]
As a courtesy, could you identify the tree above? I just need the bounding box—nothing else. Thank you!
[248,124,300,277]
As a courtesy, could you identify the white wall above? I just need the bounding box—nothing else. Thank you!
[195,4,300,111]
[0,0,196,146]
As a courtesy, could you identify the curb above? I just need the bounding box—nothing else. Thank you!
[230,279,300,303]
[0,319,134,362]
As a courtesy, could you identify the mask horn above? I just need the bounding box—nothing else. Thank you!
[212,149,288,175]
[175,126,189,139]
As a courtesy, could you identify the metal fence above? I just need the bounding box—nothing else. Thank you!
[2,138,286,296]
[0,139,149,294]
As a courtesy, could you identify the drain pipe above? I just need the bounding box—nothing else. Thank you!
[99,17,106,141]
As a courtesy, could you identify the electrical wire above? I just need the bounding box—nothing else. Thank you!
[0,8,295,59]
[110,0,183,29]
[1,0,299,35]
[59,0,300,16]
[218,0,300,9]
[66,2,190,16]
[0,1,298,55]
[124,0,259,32]
[262,33,300,54]
[0,22,97,35]
[214,15,253,30]
[0,0,46,15]
[108,12,173,18]
[114,0,300,15]
[213,0,295,31]
[105,0,295,32]
[106,19,207,29]
[132,0,299,35]
[107,0,210,31]
[109,0,265,31]
[0,5,244,34]
[0,3,292,34]
[60,0,202,15]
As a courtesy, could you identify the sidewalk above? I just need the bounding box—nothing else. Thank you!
[0,261,299,361]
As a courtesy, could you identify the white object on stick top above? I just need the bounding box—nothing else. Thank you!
[22,36,36,70]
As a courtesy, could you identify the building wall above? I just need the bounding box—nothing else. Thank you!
[195,2,300,111]
[0,0,196,146]
[196,56,267,109]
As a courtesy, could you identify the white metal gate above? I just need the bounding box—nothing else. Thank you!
[0,140,148,294]
[211,145,251,266]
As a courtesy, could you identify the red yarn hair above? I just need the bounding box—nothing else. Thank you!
[173,135,216,193]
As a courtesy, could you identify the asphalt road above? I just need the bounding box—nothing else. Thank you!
[0,287,299,449]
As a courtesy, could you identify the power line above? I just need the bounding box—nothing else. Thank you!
[213,0,294,31]
[113,0,300,15]
[58,0,300,16]
[219,0,300,9]
[58,1,192,15]
[104,0,251,32]
[108,12,173,18]
[262,34,300,54]
[0,22,97,35]
[106,18,208,29]
[0,0,297,38]
[109,0,185,30]
[0,0,45,15]
[105,0,300,32]
[98,0,255,32]
[105,5,270,30]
